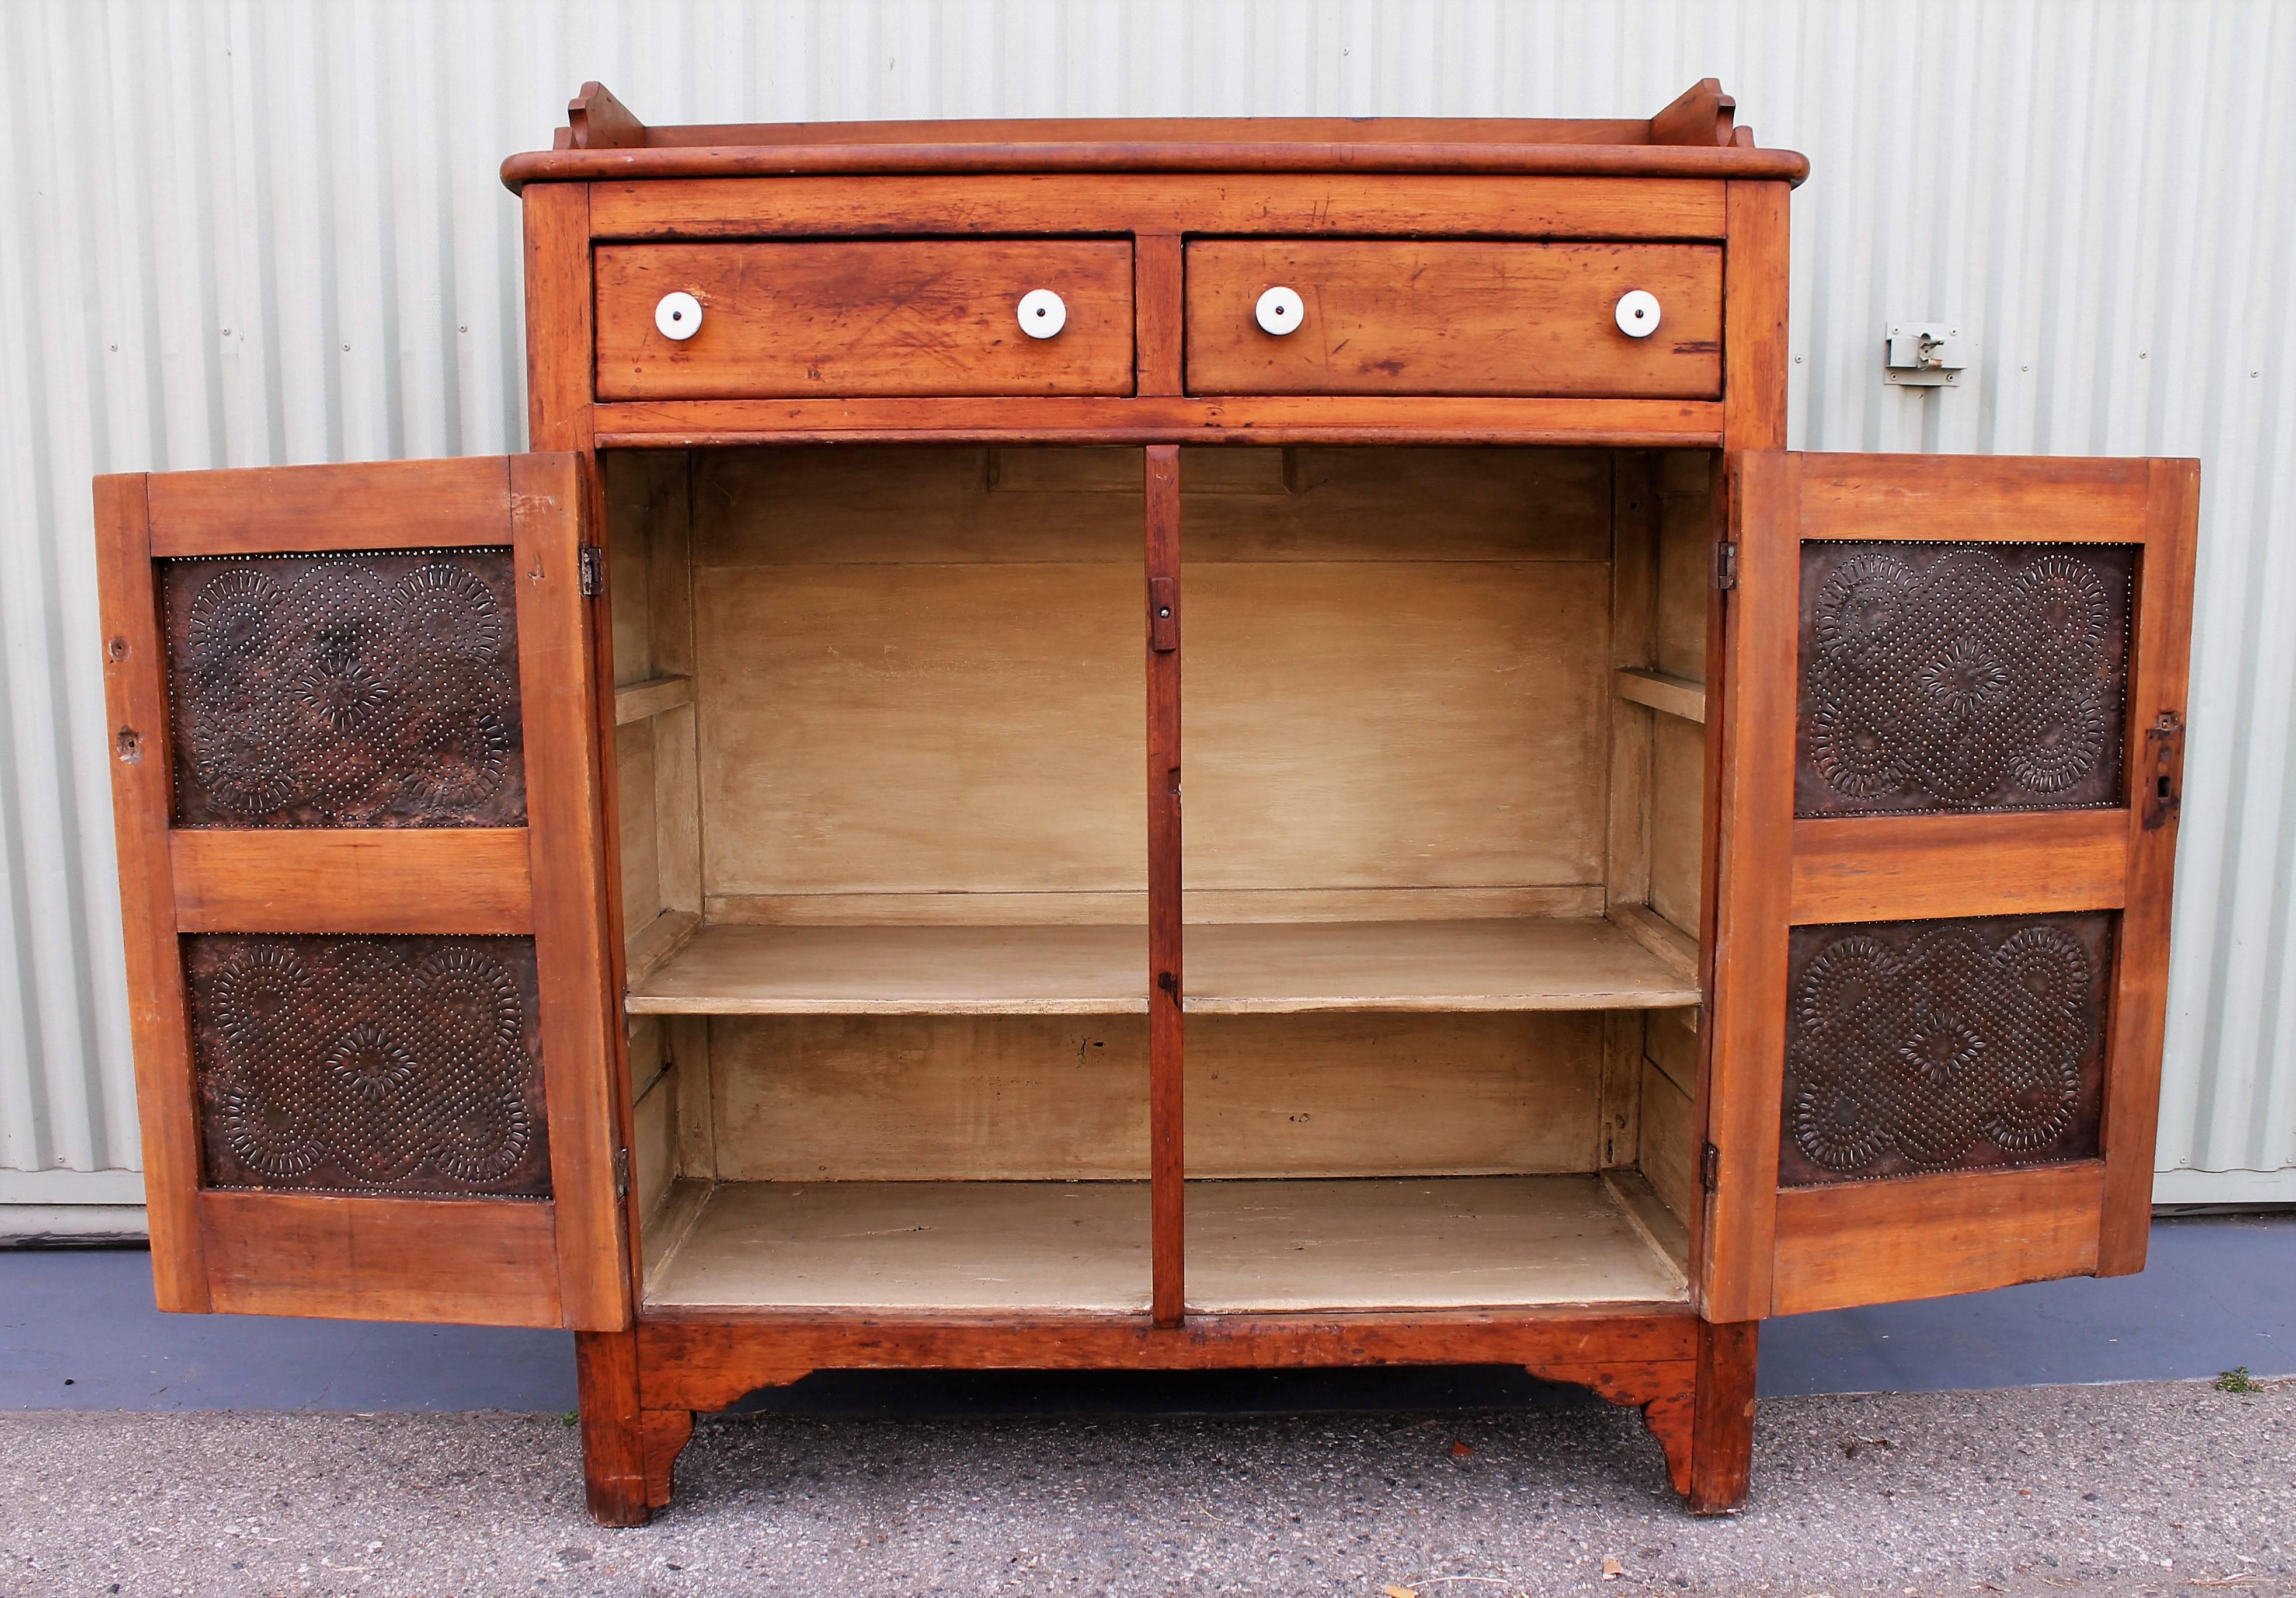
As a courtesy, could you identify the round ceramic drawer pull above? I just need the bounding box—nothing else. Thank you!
[655,291,702,341]
[1255,286,1304,336]
[1017,288,1067,339]
[1615,289,1662,339]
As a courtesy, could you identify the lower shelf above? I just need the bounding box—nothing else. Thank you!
[644,1174,1688,1314]
[649,1179,1153,1314]
[1188,1175,1688,1311]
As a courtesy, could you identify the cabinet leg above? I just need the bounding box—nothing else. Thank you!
[1688,1318,1758,1514]
[575,1329,652,1527]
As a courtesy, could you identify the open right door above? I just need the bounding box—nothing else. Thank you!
[1701,452,2199,1321]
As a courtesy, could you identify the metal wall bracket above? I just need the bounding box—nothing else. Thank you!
[1883,321,1965,387]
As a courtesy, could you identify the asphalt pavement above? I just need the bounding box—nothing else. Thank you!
[2,1378,2291,1596]
[1,1212,2290,1596]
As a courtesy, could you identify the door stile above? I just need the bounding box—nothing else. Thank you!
[1145,443,1185,1325]
[1697,451,1798,1323]
[95,471,209,1311]
[1694,176,1788,1321]
[514,453,632,1329]
[2098,458,2200,1272]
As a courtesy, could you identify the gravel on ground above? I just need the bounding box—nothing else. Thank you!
[1,1378,2290,1597]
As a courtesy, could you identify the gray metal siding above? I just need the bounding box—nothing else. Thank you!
[2,0,2288,1221]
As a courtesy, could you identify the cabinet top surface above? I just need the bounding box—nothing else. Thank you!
[499,79,1809,191]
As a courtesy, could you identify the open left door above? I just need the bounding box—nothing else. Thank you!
[96,454,628,1330]
[1702,452,2198,1321]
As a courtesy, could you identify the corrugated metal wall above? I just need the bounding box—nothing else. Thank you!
[4,0,2290,1231]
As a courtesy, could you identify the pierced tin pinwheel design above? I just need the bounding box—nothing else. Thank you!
[188,934,550,1197]
[1796,542,2133,815]
[161,550,526,827]
[1779,913,2114,1186]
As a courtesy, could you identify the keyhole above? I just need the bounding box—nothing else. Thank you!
[2158,775,2173,802]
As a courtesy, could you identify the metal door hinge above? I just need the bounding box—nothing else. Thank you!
[579,545,604,597]
[1714,541,1738,591]
[1700,1141,1722,1193]
[613,1146,630,1200]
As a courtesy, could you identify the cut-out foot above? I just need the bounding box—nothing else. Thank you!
[642,1409,695,1512]
[1529,1359,1696,1500]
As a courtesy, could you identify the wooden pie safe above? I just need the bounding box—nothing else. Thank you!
[95,81,2198,1524]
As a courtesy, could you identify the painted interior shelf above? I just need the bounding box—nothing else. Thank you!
[624,916,1702,1016]
[614,674,694,725]
[1615,666,1706,723]
[643,1173,1689,1313]
[627,921,1144,1015]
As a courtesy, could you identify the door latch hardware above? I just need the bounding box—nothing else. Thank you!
[579,545,604,597]
[613,1146,631,1201]
[1700,1141,1721,1193]
[1714,541,1738,591]
[2142,710,2185,831]
[114,727,143,764]
[1148,576,1178,652]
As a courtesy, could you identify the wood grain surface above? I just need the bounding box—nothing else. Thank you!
[145,457,512,556]
[170,830,533,934]
[1186,241,1721,398]
[596,241,1135,400]
[587,173,1729,244]
[1770,1161,2106,1316]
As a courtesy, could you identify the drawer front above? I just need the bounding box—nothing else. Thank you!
[1184,240,1722,398]
[595,240,1136,400]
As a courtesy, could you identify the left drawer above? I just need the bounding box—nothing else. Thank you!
[594,240,1136,400]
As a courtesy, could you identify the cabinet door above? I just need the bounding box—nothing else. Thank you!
[95,455,628,1330]
[1702,452,2197,1320]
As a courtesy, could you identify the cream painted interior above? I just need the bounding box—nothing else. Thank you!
[610,445,1714,1312]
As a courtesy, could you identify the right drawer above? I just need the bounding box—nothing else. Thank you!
[1184,240,1723,399]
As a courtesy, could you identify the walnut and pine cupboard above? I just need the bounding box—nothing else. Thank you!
[94,82,2197,1524]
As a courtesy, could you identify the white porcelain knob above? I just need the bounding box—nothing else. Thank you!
[655,291,702,341]
[1615,289,1661,339]
[1255,286,1304,336]
[1017,288,1067,339]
